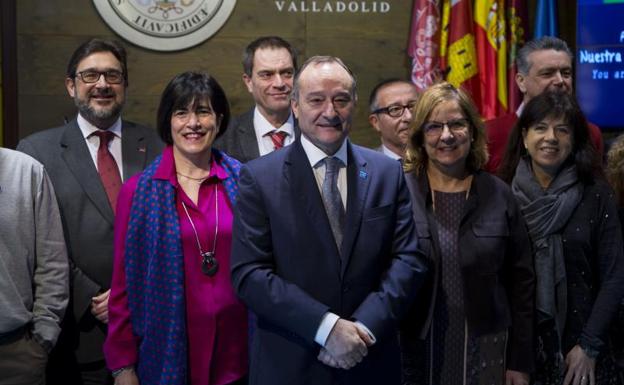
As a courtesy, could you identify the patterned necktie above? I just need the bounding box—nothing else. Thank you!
[321,157,346,251]
[93,130,122,213]
[267,131,288,150]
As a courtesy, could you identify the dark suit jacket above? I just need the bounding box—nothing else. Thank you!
[17,119,163,363]
[402,170,535,373]
[214,107,299,163]
[231,139,428,385]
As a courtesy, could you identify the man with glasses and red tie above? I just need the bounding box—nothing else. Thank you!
[368,79,420,161]
[18,38,163,385]
[214,36,300,162]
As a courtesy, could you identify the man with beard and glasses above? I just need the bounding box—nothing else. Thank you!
[214,36,299,162]
[18,38,163,385]
[484,36,604,173]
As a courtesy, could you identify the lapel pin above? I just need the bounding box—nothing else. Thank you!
[359,170,368,179]
[138,146,146,153]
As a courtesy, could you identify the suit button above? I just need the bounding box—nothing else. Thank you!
[343,285,350,293]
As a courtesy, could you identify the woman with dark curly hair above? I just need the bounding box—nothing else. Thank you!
[499,91,624,385]
[401,82,535,385]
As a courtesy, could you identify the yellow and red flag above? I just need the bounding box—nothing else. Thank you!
[408,0,441,92]
[507,0,528,114]
[474,0,507,119]
[440,0,481,111]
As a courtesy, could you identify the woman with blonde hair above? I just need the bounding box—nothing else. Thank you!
[401,82,535,385]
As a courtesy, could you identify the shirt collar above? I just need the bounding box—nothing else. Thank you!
[300,134,348,168]
[381,144,402,160]
[153,146,227,186]
[77,113,122,139]
[253,107,295,137]
[515,102,525,117]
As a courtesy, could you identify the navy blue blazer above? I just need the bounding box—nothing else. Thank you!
[231,139,428,385]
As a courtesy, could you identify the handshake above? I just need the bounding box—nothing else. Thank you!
[318,319,375,370]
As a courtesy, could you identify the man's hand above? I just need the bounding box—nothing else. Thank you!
[563,345,596,385]
[114,368,139,385]
[91,289,110,324]
[318,348,340,368]
[321,319,374,370]
[505,369,529,385]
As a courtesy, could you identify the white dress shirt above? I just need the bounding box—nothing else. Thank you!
[381,144,402,161]
[253,107,295,156]
[77,114,124,179]
[299,135,375,347]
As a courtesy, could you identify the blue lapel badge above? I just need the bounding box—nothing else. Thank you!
[359,170,368,179]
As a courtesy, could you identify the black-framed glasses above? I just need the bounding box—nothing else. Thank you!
[75,70,124,84]
[423,118,470,136]
[373,101,418,118]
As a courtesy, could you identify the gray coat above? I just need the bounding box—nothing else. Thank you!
[17,118,163,363]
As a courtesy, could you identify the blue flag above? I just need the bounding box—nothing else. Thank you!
[534,0,558,38]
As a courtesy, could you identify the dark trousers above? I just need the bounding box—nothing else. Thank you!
[46,359,112,385]
[0,329,47,385]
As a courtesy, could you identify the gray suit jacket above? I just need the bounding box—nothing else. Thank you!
[214,107,300,163]
[17,118,163,363]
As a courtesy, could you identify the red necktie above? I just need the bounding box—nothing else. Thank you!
[267,131,288,150]
[93,131,122,213]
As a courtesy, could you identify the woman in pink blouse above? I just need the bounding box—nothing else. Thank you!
[104,71,247,385]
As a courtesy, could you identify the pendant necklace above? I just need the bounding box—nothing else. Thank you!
[181,183,219,276]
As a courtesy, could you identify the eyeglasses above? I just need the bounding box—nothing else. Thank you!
[422,118,470,136]
[75,70,124,84]
[373,101,418,118]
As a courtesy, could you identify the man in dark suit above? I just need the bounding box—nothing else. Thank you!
[231,56,428,385]
[17,38,163,385]
[368,79,419,161]
[214,36,298,162]
[485,36,603,173]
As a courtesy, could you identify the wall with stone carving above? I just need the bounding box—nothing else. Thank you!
[14,0,576,147]
[16,1,414,147]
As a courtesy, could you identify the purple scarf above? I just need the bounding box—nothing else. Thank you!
[124,149,240,385]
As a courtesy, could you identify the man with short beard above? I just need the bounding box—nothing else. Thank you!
[18,38,163,385]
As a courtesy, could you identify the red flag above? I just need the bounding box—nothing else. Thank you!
[507,0,528,113]
[440,0,481,110]
[408,0,441,92]
[474,0,507,120]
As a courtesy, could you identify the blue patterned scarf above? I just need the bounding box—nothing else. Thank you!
[124,148,240,385]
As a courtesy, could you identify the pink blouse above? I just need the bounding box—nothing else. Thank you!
[105,146,248,384]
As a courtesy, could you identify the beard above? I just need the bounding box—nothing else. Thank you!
[74,89,124,128]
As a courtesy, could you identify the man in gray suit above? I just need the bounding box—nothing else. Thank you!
[214,36,298,162]
[18,38,163,385]
[368,79,419,161]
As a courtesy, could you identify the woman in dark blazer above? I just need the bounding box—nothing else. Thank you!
[401,82,535,385]
[499,91,624,385]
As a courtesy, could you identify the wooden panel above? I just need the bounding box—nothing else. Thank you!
[14,1,579,147]
[17,0,111,36]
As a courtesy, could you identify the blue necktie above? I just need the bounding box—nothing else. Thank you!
[322,157,346,251]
